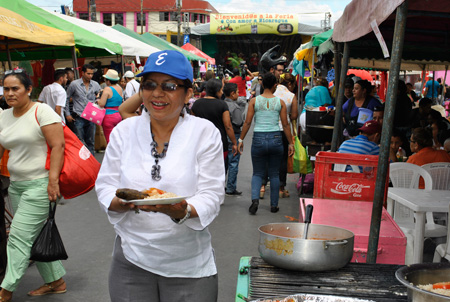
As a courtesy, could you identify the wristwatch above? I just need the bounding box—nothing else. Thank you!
[238,138,244,143]
[171,204,191,224]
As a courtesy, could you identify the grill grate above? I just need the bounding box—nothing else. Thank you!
[248,257,408,302]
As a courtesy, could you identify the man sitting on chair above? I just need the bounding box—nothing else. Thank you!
[338,120,382,155]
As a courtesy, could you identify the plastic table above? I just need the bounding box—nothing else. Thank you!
[387,188,450,263]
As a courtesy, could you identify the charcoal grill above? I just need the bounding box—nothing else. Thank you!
[236,257,408,302]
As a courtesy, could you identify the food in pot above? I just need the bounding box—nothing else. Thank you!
[416,282,450,297]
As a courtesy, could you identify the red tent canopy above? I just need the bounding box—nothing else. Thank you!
[181,43,215,65]
[347,69,374,82]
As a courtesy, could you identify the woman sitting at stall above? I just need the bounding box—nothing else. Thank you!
[342,79,382,137]
[299,77,333,131]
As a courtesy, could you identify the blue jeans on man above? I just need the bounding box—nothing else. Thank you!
[226,133,241,193]
[74,117,96,155]
[251,131,283,208]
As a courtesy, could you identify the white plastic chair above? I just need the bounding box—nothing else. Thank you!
[421,162,450,190]
[389,163,447,263]
[422,162,450,226]
[433,203,450,262]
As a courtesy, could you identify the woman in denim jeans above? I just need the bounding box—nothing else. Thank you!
[238,73,294,214]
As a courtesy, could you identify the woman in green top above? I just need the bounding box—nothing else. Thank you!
[238,73,294,214]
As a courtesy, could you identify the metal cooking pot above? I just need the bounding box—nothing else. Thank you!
[396,262,450,302]
[258,222,354,271]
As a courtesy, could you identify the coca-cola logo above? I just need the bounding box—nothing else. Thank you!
[330,182,370,197]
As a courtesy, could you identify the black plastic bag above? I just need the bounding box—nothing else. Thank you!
[30,202,68,262]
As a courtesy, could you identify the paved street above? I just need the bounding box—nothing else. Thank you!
[9,130,303,302]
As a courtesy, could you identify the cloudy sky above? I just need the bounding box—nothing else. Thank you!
[25,0,352,28]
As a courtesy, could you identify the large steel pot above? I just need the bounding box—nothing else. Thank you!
[396,262,450,302]
[258,222,354,271]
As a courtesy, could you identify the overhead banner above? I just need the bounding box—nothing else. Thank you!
[210,13,298,35]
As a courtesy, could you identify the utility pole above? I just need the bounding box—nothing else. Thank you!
[320,12,331,32]
[176,0,182,46]
[89,0,97,22]
[140,0,144,34]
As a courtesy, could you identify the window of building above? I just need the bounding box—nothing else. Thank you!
[102,13,112,26]
[115,13,124,25]
[79,13,89,20]
[136,12,146,26]
[159,12,178,21]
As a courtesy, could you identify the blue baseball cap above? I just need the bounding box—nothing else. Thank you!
[136,50,193,83]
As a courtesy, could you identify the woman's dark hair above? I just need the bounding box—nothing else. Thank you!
[356,79,372,95]
[262,72,277,90]
[280,73,296,86]
[205,79,223,98]
[428,109,442,123]
[108,79,119,85]
[4,72,32,91]
[398,80,407,95]
[204,70,215,81]
[412,127,433,148]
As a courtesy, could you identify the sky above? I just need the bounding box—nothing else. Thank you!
[25,0,352,28]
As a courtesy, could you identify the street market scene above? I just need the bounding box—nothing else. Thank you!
[0,0,450,301]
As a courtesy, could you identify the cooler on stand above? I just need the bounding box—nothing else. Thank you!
[300,198,406,264]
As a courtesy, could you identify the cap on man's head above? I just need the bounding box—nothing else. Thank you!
[136,50,193,83]
[428,73,434,78]
[358,120,382,135]
[124,71,135,78]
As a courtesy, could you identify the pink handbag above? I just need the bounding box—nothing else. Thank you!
[81,102,106,125]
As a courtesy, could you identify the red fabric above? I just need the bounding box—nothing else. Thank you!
[378,71,387,102]
[31,62,42,87]
[41,60,56,86]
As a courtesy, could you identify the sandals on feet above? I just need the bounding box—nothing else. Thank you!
[259,187,265,199]
[27,280,67,296]
[279,190,290,198]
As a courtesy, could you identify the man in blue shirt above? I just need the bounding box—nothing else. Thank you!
[338,120,382,155]
[424,74,439,100]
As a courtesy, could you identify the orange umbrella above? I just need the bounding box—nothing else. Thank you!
[181,43,215,65]
[347,69,374,82]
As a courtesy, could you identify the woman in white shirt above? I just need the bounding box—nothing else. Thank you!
[96,50,224,302]
[0,70,65,301]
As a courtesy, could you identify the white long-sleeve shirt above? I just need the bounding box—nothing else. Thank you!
[95,112,224,278]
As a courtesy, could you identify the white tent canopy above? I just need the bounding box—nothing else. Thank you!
[51,12,159,57]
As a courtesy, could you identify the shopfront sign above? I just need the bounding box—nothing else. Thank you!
[210,13,298,35]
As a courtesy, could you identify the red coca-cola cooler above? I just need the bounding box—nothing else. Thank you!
[313,152,389,202]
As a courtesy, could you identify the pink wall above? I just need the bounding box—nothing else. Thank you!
[435,71,450,86]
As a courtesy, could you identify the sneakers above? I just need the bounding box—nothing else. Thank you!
[249,200,259,215]
[270,206,279,213]
[226,190,242,196]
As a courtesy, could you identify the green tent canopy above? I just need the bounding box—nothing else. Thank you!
[0,0,122,61]
[111,25,205,62]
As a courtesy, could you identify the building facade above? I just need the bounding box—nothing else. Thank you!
[72,0,218,43]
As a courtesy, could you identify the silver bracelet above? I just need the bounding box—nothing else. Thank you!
[171,204,191,224]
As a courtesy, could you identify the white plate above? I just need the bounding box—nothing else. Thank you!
[124,196,189,205]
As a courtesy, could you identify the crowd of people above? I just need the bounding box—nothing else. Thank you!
[0,47,449,301]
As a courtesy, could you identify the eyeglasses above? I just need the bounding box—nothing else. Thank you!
[141,81,185,92]
[258,78,262,81]
[4,69,24,75]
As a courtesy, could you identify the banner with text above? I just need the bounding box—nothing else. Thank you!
[210,13,298,35]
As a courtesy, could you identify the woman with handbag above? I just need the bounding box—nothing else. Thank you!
[0,70,66,301]
[238,72,294,215]
[96,50,224,302]
[98,69,124,143]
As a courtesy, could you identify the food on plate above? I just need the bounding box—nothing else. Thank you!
[142,188,178,199]
[417,282,450,297]
[116,188,149,200]
[115,188,178,201]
